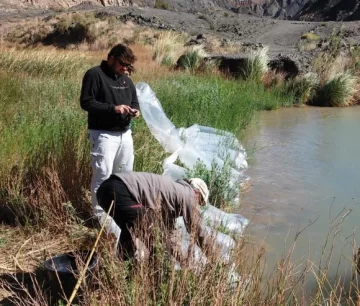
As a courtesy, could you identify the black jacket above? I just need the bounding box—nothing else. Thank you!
[80,61,139,131]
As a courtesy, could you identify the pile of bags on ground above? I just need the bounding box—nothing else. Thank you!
[136,82,249,280]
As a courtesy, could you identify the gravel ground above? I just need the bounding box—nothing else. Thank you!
[0,1,359,72]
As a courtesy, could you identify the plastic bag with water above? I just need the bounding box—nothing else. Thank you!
[135,81,249,206]
[136,81,249,233]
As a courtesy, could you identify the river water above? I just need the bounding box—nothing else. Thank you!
[241,106,360,294]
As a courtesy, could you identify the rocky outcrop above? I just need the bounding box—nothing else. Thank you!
[251,0,360,21]
[205,54,300,79]
[295,0,360,21]
[20,0,131,9]
[250,0,311,19]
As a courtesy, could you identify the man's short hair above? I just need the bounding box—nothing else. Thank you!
[108,44,137,63]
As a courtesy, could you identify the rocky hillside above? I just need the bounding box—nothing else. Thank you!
[251,0,309,19]
[0,0,359,21]
[295,0,360,21]
[254,0,360,21]
[0,0,130,10]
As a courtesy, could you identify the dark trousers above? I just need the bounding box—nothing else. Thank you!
[96,175,146,259]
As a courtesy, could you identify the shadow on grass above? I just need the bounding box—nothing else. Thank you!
[0,265,89,306]
[0,268,52,306]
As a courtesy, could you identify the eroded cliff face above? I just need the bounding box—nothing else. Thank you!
[9,0,131,9]
[257,0,360,21]
[295,0,360,21]
[1,0,359,21]
[254,0,310,19]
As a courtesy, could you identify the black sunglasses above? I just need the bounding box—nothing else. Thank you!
[117,58,132,68]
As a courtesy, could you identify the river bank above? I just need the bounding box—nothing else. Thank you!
[0,19,359,303]
[0,44,298,305]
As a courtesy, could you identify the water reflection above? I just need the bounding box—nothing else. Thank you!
[241,106,360,294]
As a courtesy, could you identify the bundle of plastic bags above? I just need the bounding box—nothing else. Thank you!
[135,82,248,186]
[136,82,250,266]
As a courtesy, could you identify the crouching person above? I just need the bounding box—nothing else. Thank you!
[96,171,211,262]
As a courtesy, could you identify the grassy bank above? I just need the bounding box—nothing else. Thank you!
[0,44,359,305]
[0,46,293,226]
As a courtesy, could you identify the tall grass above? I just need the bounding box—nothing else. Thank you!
[244,46,269,81]
[285,72,319,105]
[0,45,294,228]
[176,45,208,73]
[0,47,95,79]
[312,72,357,106]
[0,45,296,305]
[0,45,359,306]
[152,31,188,66]
[2,211,360,305]
[150,74,293,136]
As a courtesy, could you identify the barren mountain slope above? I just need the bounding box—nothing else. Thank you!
[0,1,358,75]
[1,0,360,21]
[0,0,130,9]
[296,0,360,21]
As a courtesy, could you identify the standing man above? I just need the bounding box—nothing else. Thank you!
[80,44,140,233]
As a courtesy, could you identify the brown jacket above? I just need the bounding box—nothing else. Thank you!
[113,172,209,249]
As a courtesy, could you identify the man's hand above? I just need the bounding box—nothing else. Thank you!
[114,105,132,114]
[114,105,141,119]
[131,109,141,119]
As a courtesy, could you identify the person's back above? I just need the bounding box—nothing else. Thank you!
[96,172,210,259]
[114,172,195,213]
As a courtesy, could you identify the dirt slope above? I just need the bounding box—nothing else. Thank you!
[0,1,358,74]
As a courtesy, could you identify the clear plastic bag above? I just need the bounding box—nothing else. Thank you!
[135,82,250,274]
[136,82,249,202]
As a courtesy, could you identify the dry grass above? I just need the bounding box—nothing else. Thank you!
[301,32,320,41]
[152,31,188,66]
[1,215,360,305]
[0,45,93,79]
[0,228,64,273]
[0,22,359,305]
[311,50,359,106]
[319,72,357,106]
[129,43,178,81]
[261,70,287,88]
[203,35,246,54]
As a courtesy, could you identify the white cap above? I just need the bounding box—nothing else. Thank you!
[188,178,209,205]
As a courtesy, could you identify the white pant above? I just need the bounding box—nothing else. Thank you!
[89,129,134,240]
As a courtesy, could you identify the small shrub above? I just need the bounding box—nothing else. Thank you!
[161,55,174,67]
[47,13,107,45]
[301,32,320,41]
[312,71,357,106]
[176,46,207,73]
[298,32,320,51]
[349,46,360,76]
[152,31,187,66]
[186,159,239,208]
[262,71,286,89]
[154,0,169,9]
[286,72,319,105]
[298,40,318,51]
[327,28,343,58]
[243,46,269,81]
[6,22,54,45]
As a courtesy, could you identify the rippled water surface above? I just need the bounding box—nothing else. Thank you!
[241,106,360,291]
